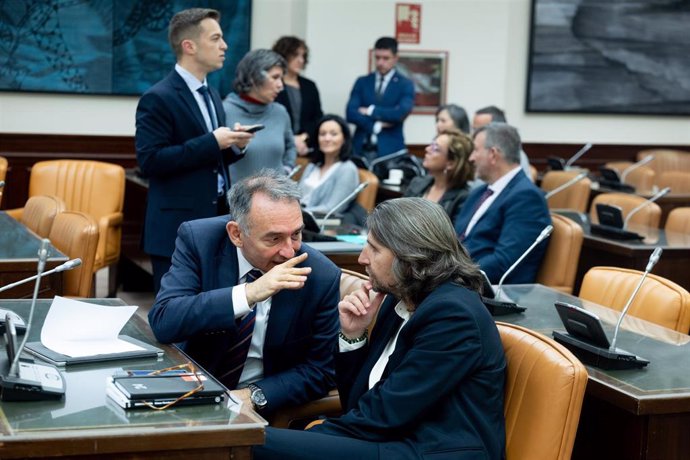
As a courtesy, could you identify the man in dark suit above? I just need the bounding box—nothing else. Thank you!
[455,122,551,284]
[135,8,254,292]
[255,198,506,459]
[346,37,415,162]
[148,171,341,415]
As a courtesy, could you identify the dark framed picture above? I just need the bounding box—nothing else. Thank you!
[370,49,448,114]
[525,0,690,115]
[0,0,251,97]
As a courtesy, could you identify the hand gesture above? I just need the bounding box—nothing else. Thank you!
[245,252,311,305]
[339,282,385,338]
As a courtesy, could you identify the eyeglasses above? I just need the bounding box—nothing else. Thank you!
[141,363,205,411]
[429,141,441,153]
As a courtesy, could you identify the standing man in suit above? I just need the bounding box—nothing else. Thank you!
[148,171,341,416]
[346,37,415,163]
[454,122,551,284]
[136,8,254,293]
[255,197,506,459]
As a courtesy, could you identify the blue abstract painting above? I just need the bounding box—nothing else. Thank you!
[0,0,251,97]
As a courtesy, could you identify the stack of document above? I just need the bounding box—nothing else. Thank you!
[107,369,226,410]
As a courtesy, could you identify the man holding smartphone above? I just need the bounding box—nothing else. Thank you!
[135,8,255,293]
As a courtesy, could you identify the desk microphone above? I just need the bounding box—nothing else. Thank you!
[368,148,408,171]
[544,172,588,200]
[564,143,593,169]
[623,187,670,230]
[0,258,82,294]
[482,225,552,316]
[609,247,662,351]
[620,155,654,183]
[287,164,302,179]
[1,239,65,401]
[319,181,369,232]
[495,225,553,299]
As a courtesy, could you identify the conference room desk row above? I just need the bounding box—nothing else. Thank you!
[0,298,266,459]
[0,212,67,299]
[501,284,690,460]
[591,186,690,228]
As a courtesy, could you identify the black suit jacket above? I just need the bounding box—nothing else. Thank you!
[135,70,243,258]
[148,216,341,413]
[274,75,323,139]
[404,175,470,222]
[312,282,506,459]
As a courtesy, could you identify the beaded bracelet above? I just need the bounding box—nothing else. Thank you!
[339,330,368,344]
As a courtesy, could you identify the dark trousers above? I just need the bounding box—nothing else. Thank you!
[253,427,381,460]
[150,255,172,295]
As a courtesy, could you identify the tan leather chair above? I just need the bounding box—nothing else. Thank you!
[603,161,655,193]
[290,156,310,182]
[7,160,125,278]
[0,156,7,207]
[48,211,100,298]
[541,171,591,213]
[658,171,690,194]
[356,168,379,213]
[665,207,690,234]
[536,214,583,294]
[638,149,690,177]
[579,266,690,333]
[589,192,661,228]
[19,195,66,238]
[528,165,538,183]
[271,269,371,428]
[498,322,587,460]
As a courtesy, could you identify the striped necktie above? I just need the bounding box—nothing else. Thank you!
[219,269,262,389]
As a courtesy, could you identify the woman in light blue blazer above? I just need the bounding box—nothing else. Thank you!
[299,115,359,216]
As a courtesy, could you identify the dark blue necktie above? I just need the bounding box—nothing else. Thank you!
[219,269,262,389]
[197,85,218,130]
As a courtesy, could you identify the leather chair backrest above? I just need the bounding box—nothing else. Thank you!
[536,214,583,294]
[589,192,661,228]
[541,171,591,213]
[28,160,125,270]
[665,207,690,234]
[603,162,655,193]
[48,211,99,298]
[658,171,690,194]
[579,266,690,333]
[638,149,690,177]
[0,156,7,207]
[356,168,379,213]
[498,322,587,460]
[21,195,66,238]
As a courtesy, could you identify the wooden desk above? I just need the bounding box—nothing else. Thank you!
[0,213,68,299]
[501,284,690,460]
[574,221,690,294]
[0,298,265,459]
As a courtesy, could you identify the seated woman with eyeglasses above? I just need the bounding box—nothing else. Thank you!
[299,115,359,216]
[404,128,474,222]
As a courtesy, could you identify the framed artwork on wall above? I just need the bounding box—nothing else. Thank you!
[526,0,690,115]
[0,0,251,97]
[370,49,448,114]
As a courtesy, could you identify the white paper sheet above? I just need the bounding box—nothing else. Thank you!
[40,296,141,357]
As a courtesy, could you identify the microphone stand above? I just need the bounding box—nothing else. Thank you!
[620,155,654,183]
[622,187,670,230]
[609,247,662,351]
[287,164,302,179]
[544,172,588,200]
[368,149,408,171]
[495,225,554,299]
[319,182,369,232]
[0,259,82,294]
[564,143,593,169]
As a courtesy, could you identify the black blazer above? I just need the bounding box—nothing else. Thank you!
[135,70,243,258]
[404,175,470,222]
[275,75,323,138]
[312,282,506,459]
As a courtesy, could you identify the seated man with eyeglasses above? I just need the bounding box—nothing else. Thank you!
[148,170,341,415]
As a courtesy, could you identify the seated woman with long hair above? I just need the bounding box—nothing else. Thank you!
[299,115,359,216]
[404,128,474,222]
